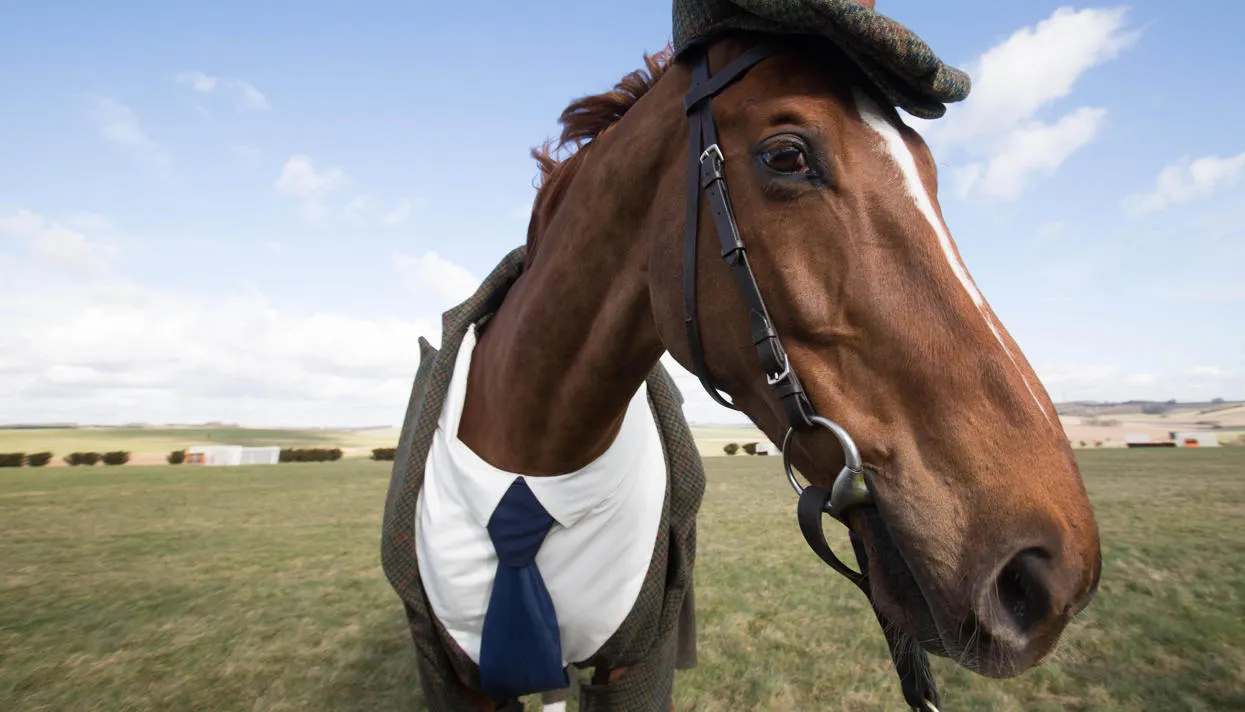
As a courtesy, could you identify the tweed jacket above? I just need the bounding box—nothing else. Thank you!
[381,246,705,710]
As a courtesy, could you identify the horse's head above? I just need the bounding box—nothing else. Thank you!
[642,35,1102,678]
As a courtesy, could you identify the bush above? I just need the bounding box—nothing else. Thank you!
[102,451,131,466]
[279,448,345,463]
[742,442,758,455]
[0,453,24,468]
[722,443,739,455]
[371,447,396,461]
[25,452,53,467]
[65,452,102,466]
[1085,417,1121,427]
[167,449,186,465]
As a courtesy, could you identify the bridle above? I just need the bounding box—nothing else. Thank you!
[680,41,942,712]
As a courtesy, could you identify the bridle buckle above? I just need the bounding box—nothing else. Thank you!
[765,349,792,386]
[699,143,724,166]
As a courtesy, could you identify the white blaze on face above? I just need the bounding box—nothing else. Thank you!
[851,89,1053,425]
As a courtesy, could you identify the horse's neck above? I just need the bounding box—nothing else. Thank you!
[455,77,686,476]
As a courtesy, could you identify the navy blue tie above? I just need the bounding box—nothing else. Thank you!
[478,477,569,701]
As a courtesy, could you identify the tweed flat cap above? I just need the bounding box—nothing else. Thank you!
[672,0,970,118]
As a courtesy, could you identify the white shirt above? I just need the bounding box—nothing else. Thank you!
[415,324,668,666]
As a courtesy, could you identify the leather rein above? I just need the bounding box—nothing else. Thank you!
[680,42,941,712]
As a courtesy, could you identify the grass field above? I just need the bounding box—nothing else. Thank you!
[2,449,1243,710]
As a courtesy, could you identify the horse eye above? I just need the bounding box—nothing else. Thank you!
[761,145,811,175]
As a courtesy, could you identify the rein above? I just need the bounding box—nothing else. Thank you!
[680,42,941,712]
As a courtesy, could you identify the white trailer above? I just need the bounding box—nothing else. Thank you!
[1171,431,1220,448]
[186,445,280,465]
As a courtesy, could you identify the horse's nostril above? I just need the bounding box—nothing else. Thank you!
[990,548,1054,636]
[968,542,1089,674]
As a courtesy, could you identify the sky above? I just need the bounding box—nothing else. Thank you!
[1,1,1242,427]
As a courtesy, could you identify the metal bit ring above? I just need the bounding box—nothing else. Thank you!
[782,415,872,519]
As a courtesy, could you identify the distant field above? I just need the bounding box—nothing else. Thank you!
[2,449,1242,710]
[1060,404,1245,449]
[691,424,769,456]
[0,425,767,463]
[0,427,402,464]
[3,416,1240,468]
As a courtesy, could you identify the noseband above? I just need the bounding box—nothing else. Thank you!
[680,42,941,712]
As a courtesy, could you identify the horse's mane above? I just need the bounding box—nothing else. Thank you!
[524,46,675,262]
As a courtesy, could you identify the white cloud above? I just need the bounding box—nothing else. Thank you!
[177,70,217,93]
[383,199,413,226]
[1155,284,1245,303]
[950,163,983,200]
[918,7,1138,200]
[274,154,347,223]
[0,208,118,276]
[1035,362,1244,402]
[275,154,346,198]
[969,107,1106,199]
[344,195,374,221]
[343,197,416,226]
[1122,151,1245,215]
[0,283,438,426]
[61,212,116,232]
[0,229,458,426]
[1189,366,1232,378]
[393,251,478,307]
[657,353,752,425]
[297,200,328,224]
[175,70,270,111]
[934,7,1138,146]
[234,83,269,111]
[86,96,171,167]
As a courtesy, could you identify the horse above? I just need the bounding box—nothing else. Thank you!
[394,27,1102,712]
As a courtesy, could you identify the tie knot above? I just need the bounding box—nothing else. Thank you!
[487,478,555,566]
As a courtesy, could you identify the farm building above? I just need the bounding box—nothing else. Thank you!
[1170,431,1220,448]
[186,445,281,466]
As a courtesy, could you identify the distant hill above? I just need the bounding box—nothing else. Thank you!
[1054,399,1244,417]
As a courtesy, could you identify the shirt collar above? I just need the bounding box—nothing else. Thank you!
[437,324,651,530]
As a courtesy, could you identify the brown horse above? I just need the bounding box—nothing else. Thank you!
[449,31,1101,708]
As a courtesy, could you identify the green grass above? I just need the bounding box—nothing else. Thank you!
[2,449,1242,710]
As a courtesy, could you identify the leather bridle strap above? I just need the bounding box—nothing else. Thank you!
[850,515,942,712]
[681,42,940,711]
[681,43,816,431]
[681,47,730,410]
[799,485,942,711]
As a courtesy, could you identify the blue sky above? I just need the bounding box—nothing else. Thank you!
[1,1,1242,426]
